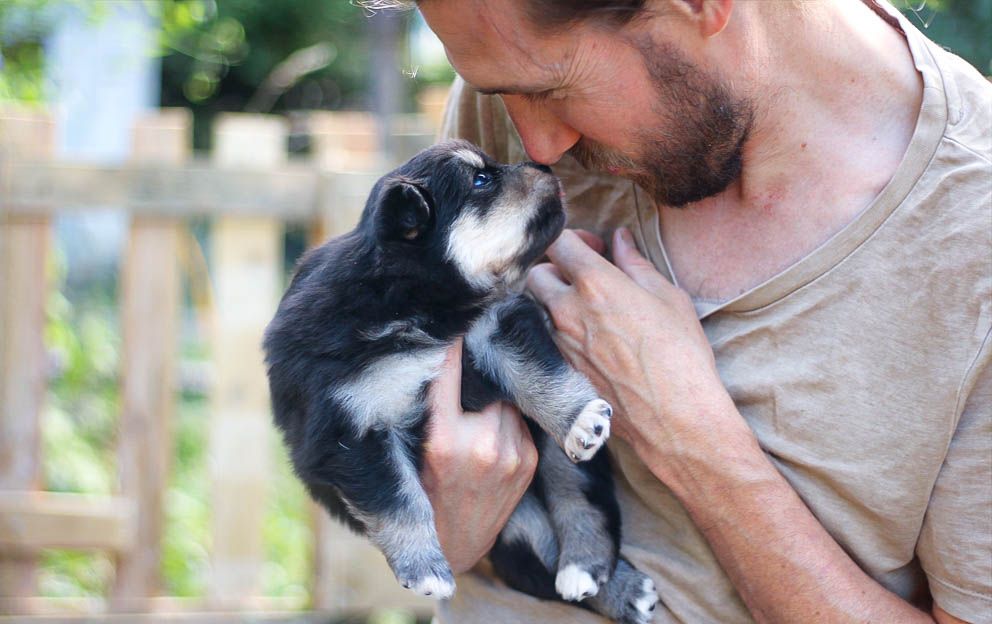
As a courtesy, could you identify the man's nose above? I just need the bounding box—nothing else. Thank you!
[501,95,580,166]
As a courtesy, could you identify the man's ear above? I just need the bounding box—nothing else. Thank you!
[686,0,733,37]
[376,179,433,241]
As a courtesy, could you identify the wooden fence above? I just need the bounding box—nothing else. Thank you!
[0,105,440,619]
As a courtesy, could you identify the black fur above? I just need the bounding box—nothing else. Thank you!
[264,140,657,621]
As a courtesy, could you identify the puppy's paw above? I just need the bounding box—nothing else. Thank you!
[555,564,601,601]
[619,574,658,624]
[395,558,455,599]
[564,399,612,462]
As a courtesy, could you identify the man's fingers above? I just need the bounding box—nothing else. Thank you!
[572,229,606,255]
[428,337,464,421]
[546,229,612,283]
[612,227,677,296]
[526,262,569,306]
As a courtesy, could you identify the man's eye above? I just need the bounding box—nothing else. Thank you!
[522,90,554,104]
[473,171,492,188]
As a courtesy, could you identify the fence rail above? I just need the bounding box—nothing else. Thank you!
[0,106,438,618]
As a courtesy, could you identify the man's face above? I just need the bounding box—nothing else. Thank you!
[420,0,753,207]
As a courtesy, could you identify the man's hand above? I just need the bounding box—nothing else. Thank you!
[527,228,941,624]
[527,228,748,488]
[421,339,539,574]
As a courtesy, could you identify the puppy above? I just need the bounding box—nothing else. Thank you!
[263,140,658,623]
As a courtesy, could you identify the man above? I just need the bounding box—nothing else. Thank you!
[372,1,992,622]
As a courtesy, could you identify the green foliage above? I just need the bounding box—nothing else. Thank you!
[39,550,114,598]
[0,0,55,102]
[43,249,119,496]
[159,0,375,113]
[262,439,313,602]
[39,247,119,599]
[898,0,992,74]
[162,391,211,597]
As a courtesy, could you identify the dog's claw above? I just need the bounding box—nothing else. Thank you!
[565,399,612,461]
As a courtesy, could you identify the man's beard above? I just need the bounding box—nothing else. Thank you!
[569,39,753,208]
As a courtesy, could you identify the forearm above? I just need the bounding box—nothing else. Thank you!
[644,398,935,624]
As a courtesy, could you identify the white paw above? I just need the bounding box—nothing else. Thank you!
[564,399,612,462]
[633,576,658,623]
[401,573,455,599]
[556,564,600,601]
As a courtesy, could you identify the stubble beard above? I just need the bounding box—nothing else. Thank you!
[569,39,754,208]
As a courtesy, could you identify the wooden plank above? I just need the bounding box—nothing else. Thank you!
[111,109,190,612]
[308,111,380,172]
[0,107,54,612]
[314,170,380,242]
[0,602,333,622]
[307,113,430,243]
[207,114,285,609]
[312,508,432,613]
[0,492,135,553]
[0,161,319,219]
[416,84,451,130]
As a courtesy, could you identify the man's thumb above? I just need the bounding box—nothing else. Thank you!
[612,228,673,295]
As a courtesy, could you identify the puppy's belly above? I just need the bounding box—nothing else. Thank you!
[332,347,446,434]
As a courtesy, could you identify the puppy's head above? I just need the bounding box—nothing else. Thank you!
[363,139,565,290]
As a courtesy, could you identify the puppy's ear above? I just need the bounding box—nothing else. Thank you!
[376,179,433,241]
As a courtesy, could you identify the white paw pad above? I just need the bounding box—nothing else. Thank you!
[565,399,612,462]
[633,576,658,622]
[556,564,600,601]
[402,574,455,599]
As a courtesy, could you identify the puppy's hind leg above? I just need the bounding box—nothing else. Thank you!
[489,489,561,601]
[367,430,455,598]
[301,425,454,599]
[534,429,620,603]
[586,558,660,624]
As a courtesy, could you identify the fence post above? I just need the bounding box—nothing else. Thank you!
[110,109,190,611]
[0,108,54,615]
[207,114,284,609]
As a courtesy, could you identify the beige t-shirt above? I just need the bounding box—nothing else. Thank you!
[434,5,992,624]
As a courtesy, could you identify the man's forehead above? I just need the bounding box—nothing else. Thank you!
[420,0,562,93]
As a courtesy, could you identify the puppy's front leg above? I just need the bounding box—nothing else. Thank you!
[466,294,611,461]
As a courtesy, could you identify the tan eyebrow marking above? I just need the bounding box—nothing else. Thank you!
[453,148,485,169]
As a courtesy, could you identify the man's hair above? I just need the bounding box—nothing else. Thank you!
[359,0,648,32]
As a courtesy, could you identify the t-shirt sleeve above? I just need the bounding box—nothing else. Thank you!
[917,329,992,623]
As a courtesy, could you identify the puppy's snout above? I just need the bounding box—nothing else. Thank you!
[526,162,553,174]
[519,162,562,196]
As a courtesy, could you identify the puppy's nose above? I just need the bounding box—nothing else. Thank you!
[525,162,553,174]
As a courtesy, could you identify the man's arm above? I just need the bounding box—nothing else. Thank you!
[526,228,965,624]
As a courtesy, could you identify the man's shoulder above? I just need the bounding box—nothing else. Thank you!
[926,40,992,163]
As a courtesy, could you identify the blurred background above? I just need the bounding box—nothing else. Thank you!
[0,0,988,622]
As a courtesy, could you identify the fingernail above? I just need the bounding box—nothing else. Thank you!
[616,227,633,247]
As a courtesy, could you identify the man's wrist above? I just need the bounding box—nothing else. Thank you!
[642,392,773,512]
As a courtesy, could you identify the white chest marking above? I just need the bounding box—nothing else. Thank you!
[333,348,446,435]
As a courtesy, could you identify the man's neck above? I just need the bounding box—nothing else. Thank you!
[657,0,923,302]
[730,0,921,206]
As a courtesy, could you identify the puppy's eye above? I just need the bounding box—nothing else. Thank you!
[472,171,492,189]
